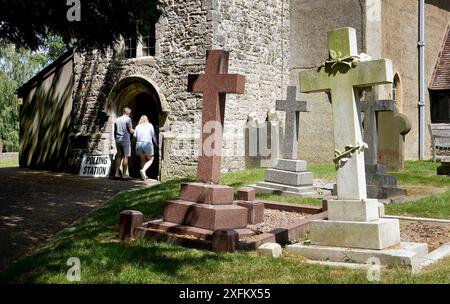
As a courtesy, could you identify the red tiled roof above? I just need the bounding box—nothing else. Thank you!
[430,28,450,90]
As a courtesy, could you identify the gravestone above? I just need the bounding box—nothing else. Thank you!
[252,86,316,197]
[377,112,411,171]
[288,27,427,267]
[362,99,406,199]
[244,110,284,169]
[157,50,256,235]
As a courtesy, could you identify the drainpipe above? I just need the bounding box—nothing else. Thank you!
[418,0,426,160]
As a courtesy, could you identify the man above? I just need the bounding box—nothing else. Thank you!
[114,107,135,179]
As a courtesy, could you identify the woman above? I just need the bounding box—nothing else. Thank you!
[134,115,157,180]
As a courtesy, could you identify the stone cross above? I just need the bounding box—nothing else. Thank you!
[276,86,310,159]
[299,27,393,200]
[362,99,395,165]
[188,50,246,184]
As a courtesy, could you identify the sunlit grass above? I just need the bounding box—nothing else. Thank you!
[1,161,450,283]
[0,156,18,168]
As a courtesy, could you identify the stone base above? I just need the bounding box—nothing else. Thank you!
[327,199,380,222]
[252,181,317,197]
[237,201,264,225]
[286,242,428,270]
[365,164,407,199]
[163,200,248,230]
[437,163,450,175]
[265,169,313,187]
[180,182,234,205]
[146,219,255,240]
[309,218,401,250]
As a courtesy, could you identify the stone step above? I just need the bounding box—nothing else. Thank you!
[367,185,407,199]
[286,242,428,270]
[265,169,314,187]
[146,219,255,240]
[366,174,397,187]
[163,200,248,231]
[255,181,317,193]
[180,182,234,205]
[252,184,320,198]
[273,159,308,172]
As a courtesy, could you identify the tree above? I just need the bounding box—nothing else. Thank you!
[0,43,60,152]
[0,0,163,52]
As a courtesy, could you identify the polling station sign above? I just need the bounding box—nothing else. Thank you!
[79,154,112,178]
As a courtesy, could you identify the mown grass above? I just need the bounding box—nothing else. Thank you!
[1,161,450,283]
[0,156,18,168]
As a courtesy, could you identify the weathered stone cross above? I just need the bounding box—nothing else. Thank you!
[188,50,246,184]
[276,86,310,159]
[362,99,395,165]
[299,27,393,200]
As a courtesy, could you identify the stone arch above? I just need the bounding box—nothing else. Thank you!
[106,75,170,127]
[106,75,170,179]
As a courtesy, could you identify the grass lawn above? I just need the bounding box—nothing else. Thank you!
[0,156,18,168]
[1,161,450,283]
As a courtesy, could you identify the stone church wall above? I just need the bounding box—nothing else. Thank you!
[69,0,289,180]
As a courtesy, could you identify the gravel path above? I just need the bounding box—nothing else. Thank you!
[247,209,309,234]
[0,167,156,273]
[400,220,450,252]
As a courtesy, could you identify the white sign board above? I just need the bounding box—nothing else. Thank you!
[79,154,112,178]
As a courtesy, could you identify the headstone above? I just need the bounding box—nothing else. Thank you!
[377,112,411,171]
[252,86,317,197]
[362,99,406,199]
[244,109,284,169]
[161,50,252,232]
[299,27,401,250]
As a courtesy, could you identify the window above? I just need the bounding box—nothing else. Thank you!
[142,25,156,57]
[430,90,450,123]
[124,38,137,59]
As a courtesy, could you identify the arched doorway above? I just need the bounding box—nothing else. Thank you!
[106,75,169,180]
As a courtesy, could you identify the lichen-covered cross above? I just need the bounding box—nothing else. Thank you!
[299,27,393,200]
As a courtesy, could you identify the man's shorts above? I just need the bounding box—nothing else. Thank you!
[116,141,131,158]
[136,141,155,157]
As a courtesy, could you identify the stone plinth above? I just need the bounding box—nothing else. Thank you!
[365,164,406,199]
[237,201,264,225]
[287,242,428,270]
[163,200,248,231]
[180,182,234,205]
[252,159,316,197]
[437,158,450,175]
[327,199,379,222]
[309,218,401,250]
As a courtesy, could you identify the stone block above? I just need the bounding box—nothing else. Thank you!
[327,199,380,222]
[254,181,316,194]
[119,210,144,241]
[237,187,256,201]
[265,169,313,187]
[365,164,387,175]
[258,243,282,258]
[309,218,401,250]
[366,174,397,187]
[286,242,428,269]
[212,230,239,253]
[180,182,234,205]
[437,165,450,175]
[237,201,264,225]
[273,159,307,172]
[367,185,407,199]
[163,200,248,230]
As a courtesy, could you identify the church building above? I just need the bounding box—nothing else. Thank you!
[17,0,450,180]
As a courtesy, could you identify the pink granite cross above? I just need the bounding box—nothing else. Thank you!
[188,50,246,184]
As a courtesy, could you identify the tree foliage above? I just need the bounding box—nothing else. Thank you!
[0,0,163,52]
[0,42,66,152]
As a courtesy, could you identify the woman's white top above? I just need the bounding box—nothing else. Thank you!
[134,123,157,144]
